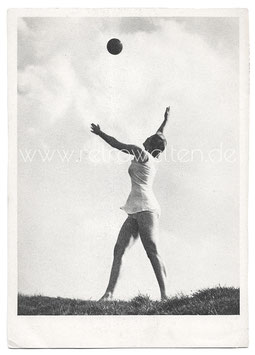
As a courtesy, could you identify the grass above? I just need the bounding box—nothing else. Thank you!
[18,286,239,315]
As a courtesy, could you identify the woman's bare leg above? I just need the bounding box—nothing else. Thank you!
[99,216,139,301]
[136,211,167,300]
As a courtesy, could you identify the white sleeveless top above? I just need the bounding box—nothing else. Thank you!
[120,152,161,215]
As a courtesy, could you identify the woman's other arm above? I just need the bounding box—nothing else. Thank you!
[156,106,170,134]
[90,124,147,162]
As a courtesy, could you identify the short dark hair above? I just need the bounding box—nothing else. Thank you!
[149,134,167,157]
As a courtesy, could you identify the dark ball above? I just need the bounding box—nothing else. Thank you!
[107,38,123,55]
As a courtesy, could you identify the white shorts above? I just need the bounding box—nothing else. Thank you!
[128,210,160,220]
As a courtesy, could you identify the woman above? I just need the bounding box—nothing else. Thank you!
[91,106,170,301]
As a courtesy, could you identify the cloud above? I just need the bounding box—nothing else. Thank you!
[19,56,78,125]
[119,17,160,33]
[174,17,239,56]
[18,17,238,149]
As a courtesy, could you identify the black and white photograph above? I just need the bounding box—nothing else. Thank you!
[8,8,249,348]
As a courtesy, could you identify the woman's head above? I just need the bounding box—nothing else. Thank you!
[143,133,167,158]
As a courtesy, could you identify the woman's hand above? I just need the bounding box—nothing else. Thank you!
[156,106,170,134]
[91,123,101,135]
[164,106,170,121]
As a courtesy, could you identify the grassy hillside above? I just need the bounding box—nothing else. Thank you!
[18,286,239,315]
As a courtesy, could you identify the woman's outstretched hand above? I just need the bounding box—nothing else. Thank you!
[164,106,170,120]
[91,123,101,135]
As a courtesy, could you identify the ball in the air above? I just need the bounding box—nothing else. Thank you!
[107,38,123,55]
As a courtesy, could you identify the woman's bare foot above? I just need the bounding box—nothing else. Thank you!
[161,294,168,302]
[98,292,113,302]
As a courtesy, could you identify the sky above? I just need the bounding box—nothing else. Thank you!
[18,16,240,300]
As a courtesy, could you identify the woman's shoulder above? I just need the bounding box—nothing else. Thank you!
[133,147,155,164]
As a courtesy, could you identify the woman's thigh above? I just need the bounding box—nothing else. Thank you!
[136,211,159,251]
[115,216,139,253]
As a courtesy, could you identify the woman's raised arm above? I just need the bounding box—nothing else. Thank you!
[156,106,170,134]
[90,123,147,162]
